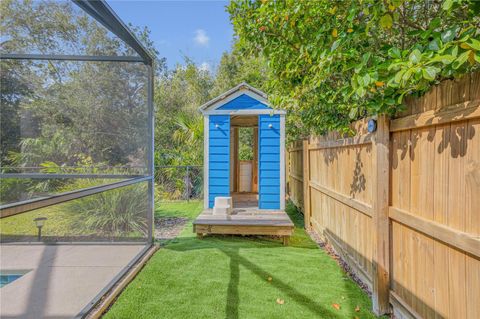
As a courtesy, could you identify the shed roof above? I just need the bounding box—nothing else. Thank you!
[199,83,271,112]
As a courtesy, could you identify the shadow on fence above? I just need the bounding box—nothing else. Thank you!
[321,227,442,319]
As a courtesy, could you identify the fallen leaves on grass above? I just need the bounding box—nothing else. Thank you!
[332,303,340,310]
[276,298,285,305]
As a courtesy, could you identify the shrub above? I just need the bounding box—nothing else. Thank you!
[229,0,480,136]
[61,179,148,238]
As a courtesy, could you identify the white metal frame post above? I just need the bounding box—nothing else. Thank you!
[147,63,154,243]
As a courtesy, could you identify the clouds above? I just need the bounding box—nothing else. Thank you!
[199,62,212,72]
[193,29,210,47]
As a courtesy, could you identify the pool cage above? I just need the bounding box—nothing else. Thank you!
[0,0,155,245]
[0,2,156,316]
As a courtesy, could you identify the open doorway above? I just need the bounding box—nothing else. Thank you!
[230,115,258,208]
[239,127,254,192]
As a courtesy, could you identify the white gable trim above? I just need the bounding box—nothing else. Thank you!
[199,82,270,111]
[204,109,286,115]
[201,90,271,114]
[199,82,286,115]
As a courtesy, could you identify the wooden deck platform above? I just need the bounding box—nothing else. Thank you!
[193,209,294,245]
[231,192,258,209]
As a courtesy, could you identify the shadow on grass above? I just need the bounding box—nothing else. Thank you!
[225,247,240,319]
[160,202,344,318]
[157,201,375,319]
[220,246,341,319]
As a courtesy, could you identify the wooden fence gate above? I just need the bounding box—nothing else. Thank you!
[286,72,480,318]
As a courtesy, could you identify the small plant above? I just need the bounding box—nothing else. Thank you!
[62,179,148,239]
[0,178,30,204]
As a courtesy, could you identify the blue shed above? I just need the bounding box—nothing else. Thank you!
[199,83,286,211]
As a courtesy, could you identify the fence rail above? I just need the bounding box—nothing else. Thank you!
[287,71,480,318]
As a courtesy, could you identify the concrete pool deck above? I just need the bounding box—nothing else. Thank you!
[0,244,146,319]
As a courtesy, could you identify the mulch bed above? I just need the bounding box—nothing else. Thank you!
[154,217,189,241]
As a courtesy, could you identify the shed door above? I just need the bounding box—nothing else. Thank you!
[258,115,280,209]
[208,115,230,208]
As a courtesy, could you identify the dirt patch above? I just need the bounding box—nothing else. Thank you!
[154,217,189,240]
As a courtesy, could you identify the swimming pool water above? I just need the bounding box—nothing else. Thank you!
[0,274,23,288]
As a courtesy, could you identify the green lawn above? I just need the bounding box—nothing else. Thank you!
[0,207,78,237]
[105,201,378,319]
[155,200,204,220]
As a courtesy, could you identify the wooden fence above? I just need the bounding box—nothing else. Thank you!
[286,72,480,318]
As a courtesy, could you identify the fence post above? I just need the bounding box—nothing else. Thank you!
[302,138,311,230]
[286,145,290,197]
[371,114,391,315]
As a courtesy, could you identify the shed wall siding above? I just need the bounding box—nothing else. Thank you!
[208,115,230,208]
[258,115,280,209]
[217,94,270,110]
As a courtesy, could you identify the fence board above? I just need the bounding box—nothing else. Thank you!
[390,100,480,132]
[466,118,480,319]
[286,71,480,318]
[372,115,390,314]
[290,118,376,292]
[287,140,304,211]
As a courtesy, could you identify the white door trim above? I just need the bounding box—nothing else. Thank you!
[280,114,286,210]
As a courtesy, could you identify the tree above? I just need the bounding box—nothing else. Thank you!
[1,0,163,174]
[153,50,268,166]
[0,0,165,226]
[228,0,480,137]
[154,60,214,166]
[211,50,269,96]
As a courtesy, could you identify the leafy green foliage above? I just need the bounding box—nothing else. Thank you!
[238,127,254,160]
[0,157,112,205]
[61,180,148,238]
[1,0,164,172]
[211,50,270,96]
[154,51,268,166]
[0,180,151,240]
[228,0,480,136]
[154,61,212,166]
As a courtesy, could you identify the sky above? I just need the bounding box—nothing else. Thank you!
[108,0,234,72]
